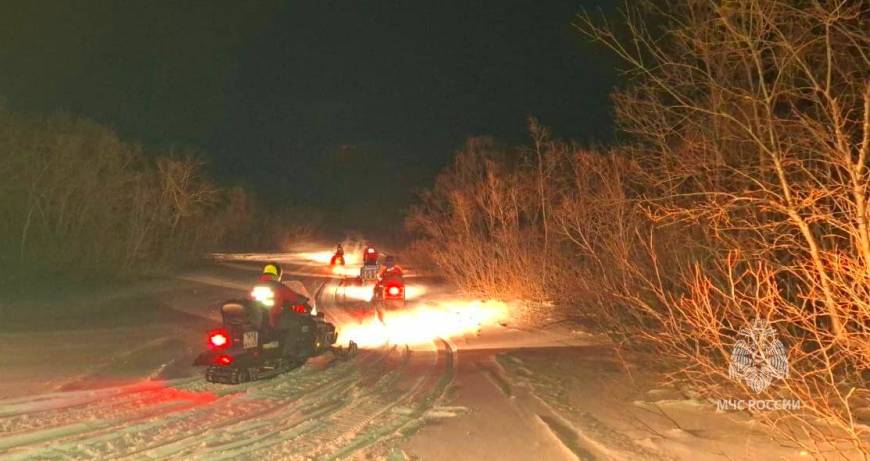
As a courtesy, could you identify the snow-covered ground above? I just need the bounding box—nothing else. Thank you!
[0,247,833,459]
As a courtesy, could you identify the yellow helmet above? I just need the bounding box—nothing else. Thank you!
[262,262,282,279]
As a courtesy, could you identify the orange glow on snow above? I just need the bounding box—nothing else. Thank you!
[345,284,375,302]
[341,283,374,301]
[404,284,426,300]
[295,250,335,264]
[295,247,364,268]
[331,265,361,277]
[337,299,508,347]
[339,283,427,302]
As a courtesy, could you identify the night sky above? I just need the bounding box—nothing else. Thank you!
[0,1,620,235]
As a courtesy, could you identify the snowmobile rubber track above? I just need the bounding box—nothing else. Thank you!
[206,361,298,384]
[205,365,250,384]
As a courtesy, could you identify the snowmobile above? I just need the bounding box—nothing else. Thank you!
[371,275,405,308]
[359,246,380,281]
[330,244,345,266]
[370,271,406,322]
[194,296,357,384]
[330,253,345,266]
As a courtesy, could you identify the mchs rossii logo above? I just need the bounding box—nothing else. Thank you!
[728,318,789,393]
[717,318,799,411]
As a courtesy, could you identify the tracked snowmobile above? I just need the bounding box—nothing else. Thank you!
[370,257,405,322]
[359,245,380,281]
[372,275,405,308]
[194,282,357,384]
[330,243,345,267]
[372,256,404,304]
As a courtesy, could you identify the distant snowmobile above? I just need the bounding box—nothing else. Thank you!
[330,244,345,266]
[362,245,379,265]
[370,256,405,322]
[372,266,405,308]
[359,245,380,281]
[194,281,357,384]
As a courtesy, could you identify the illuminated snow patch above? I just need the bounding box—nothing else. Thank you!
[404,284,426,300]
[294,250,335,264]
[337,299,508,347]
[295,246,363,266]
[343,284,375,302]
[338,283,425,302]
[331,265,362,277]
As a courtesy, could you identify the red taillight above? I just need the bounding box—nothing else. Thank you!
[387,285,401,297]
[208,330,229,349]
[291,304,307,313]
[210,333,228,347]
[216,354,234,366]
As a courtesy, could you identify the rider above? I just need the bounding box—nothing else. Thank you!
[331,243,345,265]
[378,255,404,281]
[252,262,317,358]
[252,262,309,329]
[374,256,404,303]
[362,244,379,266]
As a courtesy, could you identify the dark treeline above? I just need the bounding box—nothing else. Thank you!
[0,110,315,286]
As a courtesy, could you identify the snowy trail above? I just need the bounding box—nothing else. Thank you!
[0,257,460,460]
[0,249,809,460]
[0,336,456,459]
[0,252,599,460]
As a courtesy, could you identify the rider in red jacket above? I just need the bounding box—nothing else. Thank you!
[374,255,405,301]
[378,255,404,281]
[251,262,309,329]
[363,245,379,265]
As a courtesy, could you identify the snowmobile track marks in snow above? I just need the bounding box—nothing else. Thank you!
[0,377,200,423]
[537,413,600,461]
[197,347,416,459]
[175,346,408,459]
[116,345,398,459]
[475,360,513,398]
[0,350,381,459]
[95,350,387,460]
[0,269,459,461]
[319,338,457,461]
[186,343,408,458]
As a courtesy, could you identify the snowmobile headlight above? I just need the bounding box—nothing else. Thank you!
[251,286,275,307]
[387,286,401,296]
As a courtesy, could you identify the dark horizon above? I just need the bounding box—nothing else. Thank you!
[0,0,621,235]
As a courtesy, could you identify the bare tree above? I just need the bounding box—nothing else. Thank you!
[577,1,869,456]
[0,112,264,279]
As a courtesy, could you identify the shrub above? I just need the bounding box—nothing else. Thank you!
[0,111,305,283]
[410,1,869,456]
